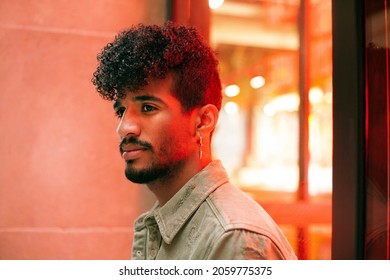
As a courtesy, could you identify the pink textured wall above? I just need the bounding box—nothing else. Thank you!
[0,0,163,259]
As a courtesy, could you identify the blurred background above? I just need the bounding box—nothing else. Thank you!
[0,0,388,260]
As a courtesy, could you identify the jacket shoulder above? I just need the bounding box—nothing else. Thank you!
[206,182,296,259]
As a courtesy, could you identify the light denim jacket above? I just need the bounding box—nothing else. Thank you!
[131,160,297,260]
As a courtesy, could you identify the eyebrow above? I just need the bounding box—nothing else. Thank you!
[113,95,166,110]
[133,95,165,103]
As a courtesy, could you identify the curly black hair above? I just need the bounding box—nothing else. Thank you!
[92,21,222,112]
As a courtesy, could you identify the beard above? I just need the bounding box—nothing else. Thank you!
[120,136,188,184]
[124,159,183,184]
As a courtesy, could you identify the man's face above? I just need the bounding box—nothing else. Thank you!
[113,74,197,184]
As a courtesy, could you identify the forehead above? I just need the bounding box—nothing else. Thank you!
[113,75,179,107]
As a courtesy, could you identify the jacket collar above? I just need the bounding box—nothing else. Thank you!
[135,160,229,244]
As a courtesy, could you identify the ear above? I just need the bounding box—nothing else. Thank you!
[195,104,219,135]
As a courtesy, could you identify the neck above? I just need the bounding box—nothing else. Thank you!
[147,154,212,207]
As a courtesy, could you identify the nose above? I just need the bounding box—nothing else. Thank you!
[116,109,141,138]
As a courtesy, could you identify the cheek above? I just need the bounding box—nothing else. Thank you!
[160,122,195,156]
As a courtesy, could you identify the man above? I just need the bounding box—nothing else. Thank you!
[92,21,297,260]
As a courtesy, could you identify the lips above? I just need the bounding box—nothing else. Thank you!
[121,144,148,161]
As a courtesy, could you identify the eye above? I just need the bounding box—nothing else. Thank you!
[114,108,125,119]
[141,104,157,113]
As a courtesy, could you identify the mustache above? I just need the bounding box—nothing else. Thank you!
[119,137,153,154]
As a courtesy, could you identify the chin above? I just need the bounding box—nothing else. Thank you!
[124,159,177,184]
[124,165,158,184]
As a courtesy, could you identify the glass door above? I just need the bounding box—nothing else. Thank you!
[209,0,332,259]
